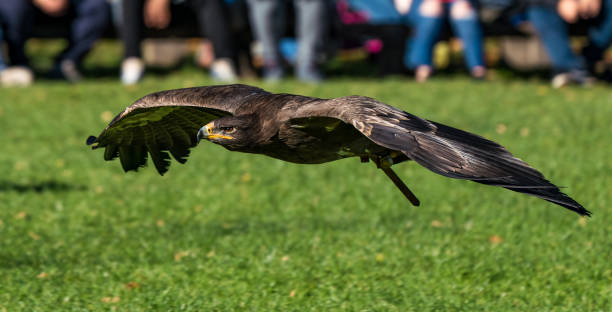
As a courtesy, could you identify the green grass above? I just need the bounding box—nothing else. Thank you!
[1,46,612,311]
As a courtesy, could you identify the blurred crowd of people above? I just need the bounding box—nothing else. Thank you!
[0,0,611,87]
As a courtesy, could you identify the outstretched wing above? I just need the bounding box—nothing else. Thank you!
[87,84,266,175]
[289,95,589,216]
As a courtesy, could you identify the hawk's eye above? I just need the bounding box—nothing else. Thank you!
[220,126,235,133]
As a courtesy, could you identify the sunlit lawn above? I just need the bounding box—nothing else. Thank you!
[0,41,611,311]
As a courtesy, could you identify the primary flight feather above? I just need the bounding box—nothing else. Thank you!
[87,84,589,216]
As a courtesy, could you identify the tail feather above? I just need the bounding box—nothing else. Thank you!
[403,121,590,216]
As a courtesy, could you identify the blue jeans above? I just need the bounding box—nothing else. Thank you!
[0,26,5,71]
[527,6,585,72]
[584,0,612,64]
[407,0,484,70]
[528,0,612,72]
[247,0,325,75]
[346,0,404,24]
[0,0,109,66]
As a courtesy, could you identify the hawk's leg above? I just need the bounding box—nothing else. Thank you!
[369,155,421,206]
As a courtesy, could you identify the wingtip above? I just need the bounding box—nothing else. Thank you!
[580,208,592,218]
[564,200,591,217]
[86,135,97,146]
[154,166,168,176]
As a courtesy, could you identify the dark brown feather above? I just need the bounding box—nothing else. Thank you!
[87,85,264,174]
[287,94,588,216]
[88,84,588,216]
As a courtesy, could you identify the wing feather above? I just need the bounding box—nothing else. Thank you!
[118,145,147,172]
[104,144,119,161]
[88,84,267,174]
[289,95,588,216]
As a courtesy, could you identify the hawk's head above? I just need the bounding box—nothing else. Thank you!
[197,115,257,151]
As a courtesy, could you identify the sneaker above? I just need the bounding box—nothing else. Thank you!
[49,59,83,83]
[262,64,284,82]
[0,66,34,87]
[470,66,487,80]
[551,69,595,88]
[120,57,145,85]
[296,66,323,83]
[210,58,237,82]
[415,65,432,83]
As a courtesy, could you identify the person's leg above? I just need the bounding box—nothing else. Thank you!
[0,27,6,71]
[190,0,235,60]
[122,0,144,59]
[375,25,409,76]
[527,5,584,72]
[295,0,326,81]
[0,0,33,66]
[119,0,145,84]
[408,0,445,81]
[448,0,485,77]
[189,0,237,81]
[60,0,110,64]
[402,0,421,71]
[527,5,592,87]
[583,0,612,66]
[247,0,283,79]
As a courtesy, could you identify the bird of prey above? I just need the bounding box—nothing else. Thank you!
[87,84,589,216]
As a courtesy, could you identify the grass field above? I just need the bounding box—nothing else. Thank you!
[1,45,612,311]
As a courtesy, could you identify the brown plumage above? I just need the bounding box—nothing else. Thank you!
[87,84,589,216]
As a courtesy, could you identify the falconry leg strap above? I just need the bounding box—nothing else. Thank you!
[369,155,421,206]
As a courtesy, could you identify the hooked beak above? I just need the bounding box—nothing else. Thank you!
[197,122,233,142]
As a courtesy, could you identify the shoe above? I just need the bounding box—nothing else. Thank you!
[551,69,595,88]
[49,59,82,83]
[120,57,145,85]
[470,66,487,80]
[0,66,34,87]
[210,58,237,82]
[296,66,323,83]
[415,65,432,83]
[262,65,284,82]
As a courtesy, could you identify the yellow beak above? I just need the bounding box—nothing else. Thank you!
[198,123,234,141]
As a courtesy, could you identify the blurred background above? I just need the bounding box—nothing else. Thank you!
[2,1,612,310]
[0,0,611,87]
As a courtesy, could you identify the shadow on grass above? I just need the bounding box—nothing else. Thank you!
[0,209,416,268]
[0,180,87,193]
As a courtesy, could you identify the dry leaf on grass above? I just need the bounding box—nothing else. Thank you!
[431,220,443,228]
[101,296,120,303]
[124,282,140,290]
[241,172,251,183]
[489,235,503,245]
[55,159,65,168]
[28,232,40,240]
[14,161,27,171]
[100,111,113,123]
[174,251,190,262]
